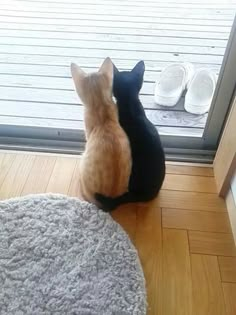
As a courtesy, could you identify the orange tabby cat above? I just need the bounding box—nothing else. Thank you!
[71,57,132,206]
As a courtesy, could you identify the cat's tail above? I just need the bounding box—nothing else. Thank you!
[95,191,157,212]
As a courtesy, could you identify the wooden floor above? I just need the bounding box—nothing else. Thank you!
[0,151,236,314]
[0,0,235,138]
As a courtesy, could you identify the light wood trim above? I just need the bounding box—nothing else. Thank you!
[214,95,236,196]
[226,188,236,245]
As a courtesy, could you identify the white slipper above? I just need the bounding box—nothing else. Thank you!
[154,63,194,107]
[184,69,217,115]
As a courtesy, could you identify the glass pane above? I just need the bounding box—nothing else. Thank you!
[0,0,235,146]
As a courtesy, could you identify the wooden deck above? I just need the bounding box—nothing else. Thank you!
[0,0,235,137]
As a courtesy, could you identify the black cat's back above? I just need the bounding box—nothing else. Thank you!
[121,104,165,195]
[95,60,165,211]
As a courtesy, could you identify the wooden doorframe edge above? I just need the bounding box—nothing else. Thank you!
[214,94,236,197]
[226,188,236,245]
[219,153,236,197]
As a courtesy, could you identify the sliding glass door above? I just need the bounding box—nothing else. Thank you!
[0,0,235,162]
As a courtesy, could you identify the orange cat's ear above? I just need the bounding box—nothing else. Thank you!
[99,57,113,83]
[70,63,86,87]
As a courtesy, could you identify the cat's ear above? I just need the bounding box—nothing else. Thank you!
[113,63,119,75]
[99,57,113,83]
[70,63,86,87]
[132,60,145,79]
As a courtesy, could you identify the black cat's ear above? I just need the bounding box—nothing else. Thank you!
[132,60,145,78]
[113,63,119,75]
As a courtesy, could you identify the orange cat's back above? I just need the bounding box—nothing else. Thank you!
[71,58,132,206]
[80,120,131,202]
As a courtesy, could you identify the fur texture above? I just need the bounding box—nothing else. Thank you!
[95,61,165,211]
[71,58,131,206]
[0,194,146,314]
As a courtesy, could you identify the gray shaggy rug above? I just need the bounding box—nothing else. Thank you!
[0,194,146,315]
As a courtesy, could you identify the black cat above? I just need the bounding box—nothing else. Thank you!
[95,61,165,211]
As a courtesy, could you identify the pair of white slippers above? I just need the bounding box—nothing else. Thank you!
[154,63,217,115]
